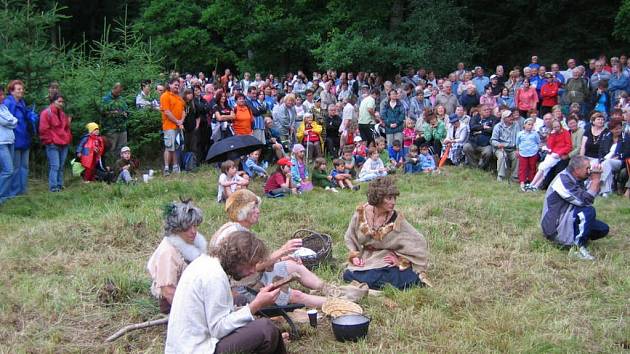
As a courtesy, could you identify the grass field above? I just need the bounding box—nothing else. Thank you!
[0,166,628,353]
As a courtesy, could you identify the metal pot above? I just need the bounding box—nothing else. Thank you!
[331,314,370,342]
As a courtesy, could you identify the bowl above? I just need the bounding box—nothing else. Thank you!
[331,314,370,342]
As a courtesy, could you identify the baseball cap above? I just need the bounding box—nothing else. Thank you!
[277,157,293,166]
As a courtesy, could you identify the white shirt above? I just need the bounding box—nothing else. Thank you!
[341,103,355,133]
[165,255,254,354]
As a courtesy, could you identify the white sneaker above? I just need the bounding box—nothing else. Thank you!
[571,246,595,261]
[331,187,339,193]
[600,192,610,198]
[172,165,181,174]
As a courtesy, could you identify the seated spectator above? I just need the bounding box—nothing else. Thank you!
[243,149,267,178]
[147,199,206,314]
[529,119,572,190]
[262,117,284,164]
[290,144,312,192]
[464,105,498,169]
[264,157,296,197]
[541,156,609,261]
[352,136,368,167]
[599,120,623,197]
[217,160,249,202]
[114,146,140,184]
[331,158,359,191]
[404,145,421,173]
[357,147,387,182]
[312,157,338,192]
[419,144,436,173]
[296,113,322,162]
[388,140,405,169]
[341,145,357,177]
[442,114,469,166]
[491,110,520,182]
[165,230,286,353]
[375,137,396,173]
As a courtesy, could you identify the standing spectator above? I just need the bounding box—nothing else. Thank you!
[76,123,106,182]
[232,93,254,136]
[160,78,185,176]
[39,94,72,192]
[515,79,539,117]
[381,90,405,147]
[607,63,629,108]
[325,104,342,157]
[516,118,540,191]
[464,105,498,168]
[435,81,458,114]
[563,69,589,114]
[136,80,159,109]
[589,61,611,91]
[4,80,36,197]
[358,88,380,146]
[479,85,498,111]
[245,87,267,143]
[101,83,129,160]
[0,85,17,203]
[540,73,560,116]
[409,88,425,121]
[472,66,490,95]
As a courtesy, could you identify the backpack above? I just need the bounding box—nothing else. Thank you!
[182,151,198,172]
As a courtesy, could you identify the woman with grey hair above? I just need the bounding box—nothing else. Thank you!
[147,199,208,313]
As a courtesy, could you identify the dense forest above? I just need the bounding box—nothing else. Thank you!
[1,0,629,155]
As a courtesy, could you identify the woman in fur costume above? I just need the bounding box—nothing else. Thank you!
[147,199,208,314]
[343,176,432,289]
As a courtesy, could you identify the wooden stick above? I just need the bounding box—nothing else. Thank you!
[269,272,301,291]
[105,316,169,342]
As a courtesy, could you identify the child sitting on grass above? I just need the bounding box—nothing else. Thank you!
[357,147,387,182]
[388,139,405,169]
[312,157,339,192]
[243,149,268,178]
[341,145,357,177]
[114,146,140,184]
[217,160,249,202]
[331,158,360,190]
[376,137,396,173]
[264,157,297,197]
[419,144,436,173]
[352,136,368,167]
[290,143,313,192]
[404,145,422,173]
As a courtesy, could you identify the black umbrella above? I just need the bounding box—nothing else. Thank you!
[205,135,264,163]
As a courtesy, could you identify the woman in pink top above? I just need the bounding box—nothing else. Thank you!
[515,79,539,118]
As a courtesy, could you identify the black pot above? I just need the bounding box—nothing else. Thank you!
[331,314,370,342]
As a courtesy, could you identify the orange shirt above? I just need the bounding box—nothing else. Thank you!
[233,105,253,135]
[160,91,185,130]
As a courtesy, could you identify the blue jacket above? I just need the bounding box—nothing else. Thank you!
[419,153,435,170]
[381,101,405,134]
[388,146,404,162]
[3,95,36,150]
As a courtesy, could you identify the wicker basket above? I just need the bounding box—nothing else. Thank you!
[292,229,332,270]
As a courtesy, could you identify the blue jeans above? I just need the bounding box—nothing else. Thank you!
[45,144,68,191]
[405,161,421,173]
[573,206,610,246]
[11,148,29,196]
[0,143,14,202]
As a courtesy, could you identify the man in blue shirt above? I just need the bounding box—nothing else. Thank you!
[472,67,490,96]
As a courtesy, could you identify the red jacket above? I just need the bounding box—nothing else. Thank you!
[540,81,560,107]
[547,129,572,156]
[78,133,105,169]
[39,105,72,145]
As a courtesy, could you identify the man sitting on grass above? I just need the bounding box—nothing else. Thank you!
[541,156,610,260]
[166,230,287,354]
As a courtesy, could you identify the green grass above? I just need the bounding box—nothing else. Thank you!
[1,166,629,353]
